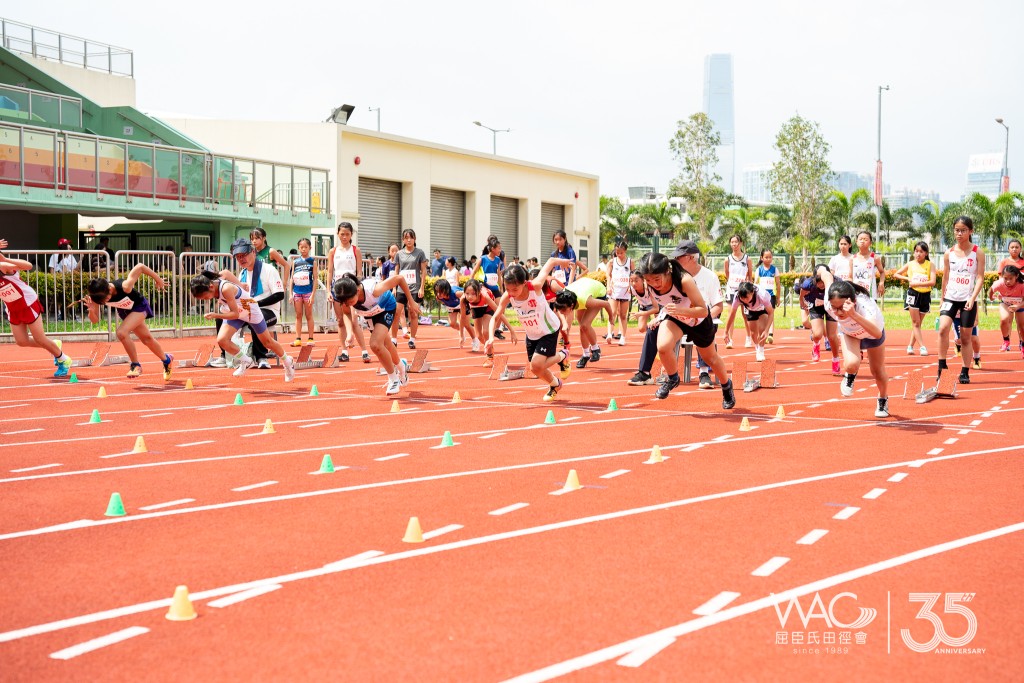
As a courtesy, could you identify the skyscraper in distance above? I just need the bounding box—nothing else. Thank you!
[703,54,735,194]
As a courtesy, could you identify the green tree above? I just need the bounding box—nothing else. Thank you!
[992,191,1024,247]
[716,206,763,252]
[637,202,682,251]
[821,188,873,241]
[768,115,834,267]
[912,199,945,247]
[599,196,647,250]
[669,112,724,241]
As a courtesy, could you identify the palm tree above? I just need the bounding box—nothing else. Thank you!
[992,191,1024,247]
[599,196,647,250]
[913,199,944,247]
[637,202,682,250]
[716,206,762,252]
[821,188,872,241]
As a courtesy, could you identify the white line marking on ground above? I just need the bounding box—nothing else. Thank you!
[789,410,803,415]
[808,403,821,408]
[625,402,643,408]
[970,419,983,426]
[479,432,506,440]
[10,463,61,472]
[1000,401,1010,405]
[927,448,944,455]
[751,557,790,577]
[560,416,582,422]
[375,453,409,461]
[476,395,492,400]
[692,591,741,616]
[615,635,676,668]
[713,435,734,441]
[863,488,887,500]
[489,503,529,516]
[207,584,282,609]
[321,550,386,570]
[231,481,277,492]
[600,469,630,479]
[943,438,959,445]
[140,413,173,419]
[957,429,972,435]
[2,428,44,435]
[421,524,463,540]
[887,473,908,483]
[981,412,993,418]
[680,444,703,452]
[908,460,926,468]
[138,499,195,511]
[196,405,228,411]
[832,506,860,520]
[797,529,829,545]
[300,422,330,429]
[176,440,215,448]
[0,404,30,410]
[49,626,149,660]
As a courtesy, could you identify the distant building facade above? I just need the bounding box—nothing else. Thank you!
[964,152,1004,199]
[703,54,735,194]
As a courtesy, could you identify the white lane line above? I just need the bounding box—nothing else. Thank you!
[1000,401,1010,405]
[927,448,944,455]
[476,395,492,400]
[207,584,282,609]
[489,503,529,516]
[989,406,1002,411]
[887,473,908,483]
[943,438,959,445]
[600,469,631,479]
[11,463,61,472]
[808,403,822,408]
[140,413,173,419]
[322,550,386,570]
[231,481,277,492]
[833,506,860,520]
[908,460,926,468]
[0,404,30,410]
[560,416,582,422]
[479,432,507,440]
[625,402,643,408]
[789,410,803,416]
[969,419,983,426]
[138,499,195,511]
[681,444,703,452]
[692,591,741,616]
[4,428,44,435]
[751,557,790,577]
[196,405,228,411]
[421,524,463,540]
[863,488,887,499]
[615,635,677,668]
[957,429,972,435]
[300,422,330,429]
[981,412,992,418]
[713,435,734,442]
[375,453,409,462]
[796,529,829,545]
[177,440,214,448]
[49,626,149,660]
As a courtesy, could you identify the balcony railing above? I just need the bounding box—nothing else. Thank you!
[0,83,83,127]
[1,17,134,77]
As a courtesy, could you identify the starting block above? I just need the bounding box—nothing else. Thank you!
[914,369,958,404]
[294,344,340,370]
[736,359,778,393]
[646,338,695,383]
[407,349,440,373]
[486,354,537,381]
[178,344,214,368]
[71,343,109,367]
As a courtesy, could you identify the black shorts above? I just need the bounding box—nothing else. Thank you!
[940,299,978,328]
[526,331,560,360]
[768,293,777,307]
[904,289,931,313]
[809,305,837,323]
[395,291,423,307]
[469,306,490,321]
[745,309,768,322]
[664,313,716,348]
[362,310,394,329]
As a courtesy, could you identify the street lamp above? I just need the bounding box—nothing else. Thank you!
[996,117,1010,194]
[473,120,511,155]
[369,106,380,132]
[875,85,889,245]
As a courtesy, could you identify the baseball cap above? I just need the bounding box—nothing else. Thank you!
[57,238,71,247]
[669,240,700,258]
[230,238,254,256]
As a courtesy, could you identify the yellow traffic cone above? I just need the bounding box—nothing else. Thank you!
[391,400,400,413]
[185,378,194,390]
[132,436,147,454]
[97,387,107,398]
[739,417,751,432]
[775,405,785,419]
[562,469,582,491]
[262,419,275,434]
[451,391,461,404]
[165,585,197,621]
[644,445,664,464]
[403,516,424,543]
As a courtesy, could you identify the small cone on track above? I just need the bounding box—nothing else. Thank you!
[739,417,751,432]
[562,469,582,492]
[97,387,107,398]
[233,393,244,406]
[391,400,400,413]
[89,409,102,424]
[644,445,664,464]
[165,585,197,621]
[185,378,195,390]
[319,454,335,473]
[309,385,319,397]
[132,436,148,454]
[69,373,79,383]
[105,492,126,517]
[544,410,556,425]
[451,391,461,404]
[262,419,276,434]
[439,431,455,447]
[402,517,424,543]
[775,405,785,419]
[607,398,618,411]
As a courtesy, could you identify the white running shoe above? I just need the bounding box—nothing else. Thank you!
[472,338,481,352]
[744,337,753,348]
[906,345,915,355]
[233,356,254,378]
[283,354,295,383]
[919,346,927,356]
[755,345,765,362]
[840,376,854,397]
[874,397,890,418]
[618,337,626,346]
[208,356,228,368]
[385,378,401,395]
[399,358,409,386]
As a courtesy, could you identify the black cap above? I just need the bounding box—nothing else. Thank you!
[231,238,254,256]
[670,240,701,258]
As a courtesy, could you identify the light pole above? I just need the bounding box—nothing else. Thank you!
[996,117,1009,194]
[473,120,510,155]
[875,85,889,245]
[369,106,380,132]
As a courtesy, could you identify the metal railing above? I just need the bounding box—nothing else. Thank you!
[0,17,134,77]
[0,83,83,127]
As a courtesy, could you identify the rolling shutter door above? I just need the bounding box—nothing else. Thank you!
[357,178,402,259]
[489,195,519,259]
[540,202,564,258]
[429,187,466,261]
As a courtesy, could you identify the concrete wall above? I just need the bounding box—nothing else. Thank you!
[25,56,136,108]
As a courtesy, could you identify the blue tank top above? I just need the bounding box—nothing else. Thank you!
[292,257,315,295]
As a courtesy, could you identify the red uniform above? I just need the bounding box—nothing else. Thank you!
[0,273,43,325]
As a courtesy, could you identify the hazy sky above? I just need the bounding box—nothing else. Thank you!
[14,0,1023,202]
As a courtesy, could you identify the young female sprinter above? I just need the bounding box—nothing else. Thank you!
[551,276,613,368]
[798,268,842,374]
[326,221,370,362]
[734,281,774,362]
[722,234,753,349]
[0,246,73,377]
[638,253,735,407]
[434,278,477,350]
[893,241,935,356]
[332,271,420,396]
[604,239,632,345]
[937,216,986,384]
[290,238,318,347]
[463,279,501,364]
[815,266,888,417]
[755,249,780,344]
[190,272,296,381]
[989,264,1024,358]
[86,264,174,379]
[485,260,573,402]
[995,239,1024,352]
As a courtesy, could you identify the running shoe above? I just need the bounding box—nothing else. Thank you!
[543,378,562,402]
[162,354,174,381]
[618,337,626,346]
[385,378,401,395]
[233,356,254,378]
[654,374,680,400]
[906,345,915,355]
[591,347,602,362]
[767,334,773,345]
[472,338,481,352]
[721,379,736,409]
[831,358,841,376]
[399,358,409,386]
[755,345,765,362]
[919,346,928,356]
[874,397,890,418]
[402,329,411,339]
[257,358,272,370]
[305,339,316,346]
[840,374,855,397]
[408,339,416,349]
[208,356,228,368]
[811,342,821,362]
[54,339,63,366]
[494,329,506,340]
[959,367,970,384]
[283,354,295,383]
[605,333,613,341]
[558,350,572,380]
[126,363,143,378]
[698,372,713,389]
[972,357,981,370]
[362,351,371,363]
[725,337,733,349]
[54,357,72,378]
[291,338,303,347]
[627,371,654,386]
[824,338,831,352]
[744,337,753,348]
[482,356,494,368]
[999,340,1011,352]
[576,355,590,369]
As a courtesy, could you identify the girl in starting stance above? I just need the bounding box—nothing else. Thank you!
[734,281,774,362]
[989,264,1024,358]
[433,278,478,350]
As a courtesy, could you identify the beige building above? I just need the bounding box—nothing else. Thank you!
[165,118,600,264]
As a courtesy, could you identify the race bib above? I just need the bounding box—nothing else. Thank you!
[814,298,824,308]
[293,271,310,287]
[1002,297,1022,308]
[905,293,915,306]
[911,274,927,284]
[728,274,744,288]
[758,276,774,290]
[355,304,383,318]
[105,297,135,310]
[485,273,499,287]
[614,275,629,289]
[0,282,22,303]
[940,301,953,313]
[401,269,417,285]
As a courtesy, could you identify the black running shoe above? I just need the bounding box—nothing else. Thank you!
[698,372,712,389]
[590,347,602,362]
[959,367,970,384]
[654,375,680,399]
[576,355,590,369]
[722,379,736,409]
[494,329,505,340]
[627,371,653,386]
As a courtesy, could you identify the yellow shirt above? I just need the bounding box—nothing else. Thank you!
[566,277,607,310]
[907,260,932,293]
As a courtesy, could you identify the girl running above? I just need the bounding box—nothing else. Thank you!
[485,260,573,402]
[551,276,613,368]
[290,238,318,348]
[433,278,477,350]
[332,272,420,396]
[464,279,501,364]
[798,268,842,374]
[391,229,428,349]
[604,239,632,345]
[550,230,577,287]
[852,230,886,301]
[755,249,780,344]
[996,239,1024,351]
[86,264,174,380]
[190,272,296,381]
[0,246,73,377]
[734,281,774,362]
[722,235,753,348]
[638,253,735,407]
[893,241,935,356]
[937,216,986,384]
[326,222,370,362]
[989,264,1024,358]
[816,266,889,418]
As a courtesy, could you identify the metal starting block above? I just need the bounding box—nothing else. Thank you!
[914,369,958,404]
[294,344,340,370]
[486,354,537,381]
[735,359,778,393]
[407,349,440,373]
[100,351,131,366]
[71,343,109,367]
[178,343,213,368]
